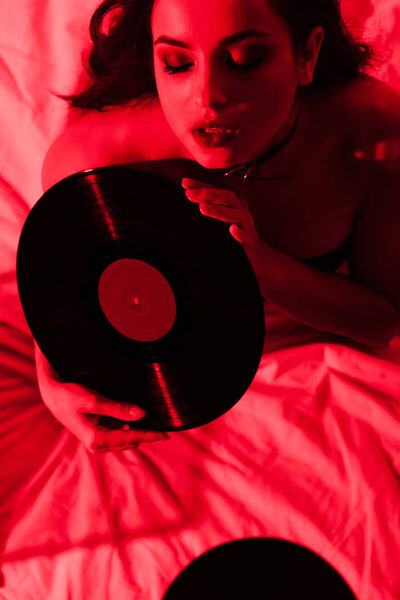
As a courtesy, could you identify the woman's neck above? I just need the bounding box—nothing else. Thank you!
[258,98,300,159]
[250,90,313,179]
[222,94,304,182]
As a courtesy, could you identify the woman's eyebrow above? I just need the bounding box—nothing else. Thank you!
[153,29,271,49]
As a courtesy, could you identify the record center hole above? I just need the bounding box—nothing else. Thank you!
[125,290,150,315]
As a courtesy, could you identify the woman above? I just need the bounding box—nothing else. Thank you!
[36,0,400,453]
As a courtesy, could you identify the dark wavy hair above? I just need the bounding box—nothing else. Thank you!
[60,0,377,111]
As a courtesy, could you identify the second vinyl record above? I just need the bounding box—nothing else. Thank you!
[162,538,358,599]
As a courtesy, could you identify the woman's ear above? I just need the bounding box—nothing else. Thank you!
[297,26,325,86]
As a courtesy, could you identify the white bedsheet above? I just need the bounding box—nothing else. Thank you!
[1,1,400,598]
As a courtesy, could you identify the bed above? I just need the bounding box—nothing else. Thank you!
[1,1,400,598]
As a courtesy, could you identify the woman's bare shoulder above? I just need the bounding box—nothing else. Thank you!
[41,97,188,192]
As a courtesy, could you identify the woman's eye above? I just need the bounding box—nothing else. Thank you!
[228,48,266,70]
[228,56,264,71]
[160,53,265,75]
[161,59,194,74]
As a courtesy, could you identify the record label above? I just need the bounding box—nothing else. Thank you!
[98,258,177,342]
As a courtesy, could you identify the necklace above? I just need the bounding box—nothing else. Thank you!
[223,113,299,182]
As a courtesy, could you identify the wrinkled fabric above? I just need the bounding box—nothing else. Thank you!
[1,2,400,599]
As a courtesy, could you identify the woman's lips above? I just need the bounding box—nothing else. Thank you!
[192,127,237,148]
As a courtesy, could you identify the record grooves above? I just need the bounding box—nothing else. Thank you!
[17,165,265,431]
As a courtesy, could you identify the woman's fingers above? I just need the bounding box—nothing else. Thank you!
[188,195,240,222]
[90,397,146,421]
[182,179,250,212]
[34,341,171,453]
[82,398,170,453]
[181,179,262,255]
[86,421,170,454]
[81,396,171,451]
[182,177,219,190]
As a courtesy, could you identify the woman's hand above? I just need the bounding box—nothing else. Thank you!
[34,341,170,453]
[182,178,263,260]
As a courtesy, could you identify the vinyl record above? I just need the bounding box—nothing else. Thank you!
[163,538,358,599]
[17,165,265,431]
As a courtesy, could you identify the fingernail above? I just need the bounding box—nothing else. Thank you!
[128,406,146,419]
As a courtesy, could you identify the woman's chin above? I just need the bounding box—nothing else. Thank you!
[186,147,241,171]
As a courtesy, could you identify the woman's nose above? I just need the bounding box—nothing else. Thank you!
[194,68,228,110]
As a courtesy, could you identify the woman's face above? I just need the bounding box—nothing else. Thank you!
[151,0,308,169]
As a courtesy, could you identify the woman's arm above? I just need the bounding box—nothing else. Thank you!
[183,161,400,347]
[249,239,400,346]
[250,146,400,345]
